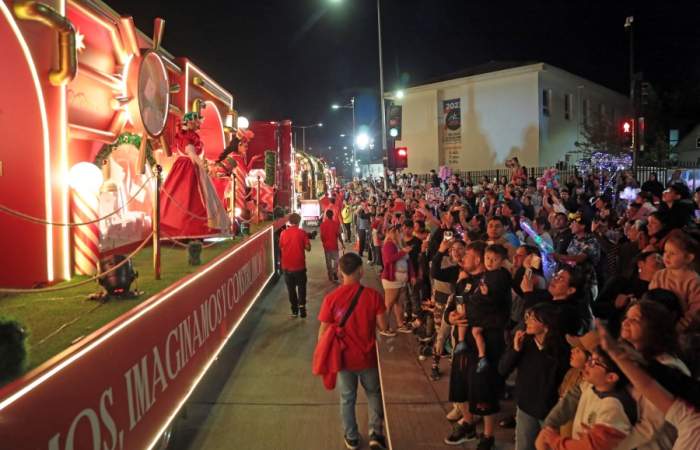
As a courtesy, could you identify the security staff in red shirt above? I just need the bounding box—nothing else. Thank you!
[279,213,311,317]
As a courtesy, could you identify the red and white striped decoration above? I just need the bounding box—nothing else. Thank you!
[71,188,100,275]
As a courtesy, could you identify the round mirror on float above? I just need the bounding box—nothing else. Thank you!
[126,50,170,137]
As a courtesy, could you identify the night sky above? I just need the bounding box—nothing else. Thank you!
[114,0,700,167]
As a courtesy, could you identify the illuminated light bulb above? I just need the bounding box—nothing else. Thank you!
[68,162,103,194]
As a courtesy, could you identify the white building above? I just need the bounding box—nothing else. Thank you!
[676,123,700,164]
[390,62,631,173]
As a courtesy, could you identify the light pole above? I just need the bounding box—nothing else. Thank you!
[329,0,388,186]
[292,122,323,154]
[625,16,637,172]
[377,0,388,189]
[331,96,356,169]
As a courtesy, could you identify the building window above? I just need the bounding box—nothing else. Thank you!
[564,94,572,120]
[582,98,590,126]
[611,107,616,123]
[542,89,551,116]
[599,103,607,120]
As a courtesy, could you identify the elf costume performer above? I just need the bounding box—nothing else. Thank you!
[160,112,231,237]
[215,128,260,213]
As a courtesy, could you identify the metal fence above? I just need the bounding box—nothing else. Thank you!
[415,161,700,189]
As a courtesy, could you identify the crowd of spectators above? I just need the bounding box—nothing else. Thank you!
[331,161,700,450]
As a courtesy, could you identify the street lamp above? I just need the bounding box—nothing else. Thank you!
[292,122,323,154]
[329,0,388,186]
[376,0,388,188]
[356,132,370,150]
[331,96,356,168]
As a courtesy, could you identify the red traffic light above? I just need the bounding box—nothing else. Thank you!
[397,148,407,157]
[622,121,632,133]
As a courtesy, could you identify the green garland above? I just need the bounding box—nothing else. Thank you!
[94,132,158,170]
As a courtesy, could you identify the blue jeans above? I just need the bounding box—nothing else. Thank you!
[515,407,543,450]
[337,367,384,440]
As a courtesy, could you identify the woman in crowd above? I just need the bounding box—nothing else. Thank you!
[499,303,571,450]
[618,299,691,450]
[380,225,414,335]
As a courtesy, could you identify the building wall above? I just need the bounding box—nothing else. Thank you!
[399,69,540,172]
[538,66,630,166]
[676,124,700,163]
[396,89,440,173]
[397,63,631,173]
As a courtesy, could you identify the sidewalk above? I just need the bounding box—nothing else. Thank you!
[169,242,382,450]
[168,240,515,449]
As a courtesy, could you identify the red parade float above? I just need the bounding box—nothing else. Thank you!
[0,1,292,448]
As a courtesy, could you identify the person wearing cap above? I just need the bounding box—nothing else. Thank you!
[547,331,601,438]
[554,211,601,307]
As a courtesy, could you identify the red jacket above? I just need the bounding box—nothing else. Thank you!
[381,241,414,281]
[312,323,345,390]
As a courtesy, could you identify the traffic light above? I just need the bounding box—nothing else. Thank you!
[394,146,408,169]
[621,119,634,148]
[387,104,402,140]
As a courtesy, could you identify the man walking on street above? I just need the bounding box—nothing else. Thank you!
[320,209,345,281]
[280,213,311,318]
[341,202,353,243]
[318,253,389,450]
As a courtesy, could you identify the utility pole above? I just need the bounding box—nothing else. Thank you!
[625,16,637,173]
[377,0,388,189]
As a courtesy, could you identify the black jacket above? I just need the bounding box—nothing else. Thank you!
[641,179,664,199]
[498,335,570,420]
[658,200,694,230]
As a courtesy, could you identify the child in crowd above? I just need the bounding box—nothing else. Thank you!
[536,347,637,450]
[455,244,511,373]
[549,331,600,438]
[649,229,700,331]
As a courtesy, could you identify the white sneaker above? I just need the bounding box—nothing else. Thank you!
[446,404,462,421]
[379,329,397,337]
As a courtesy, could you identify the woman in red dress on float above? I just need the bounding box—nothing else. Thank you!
[160,112,231,237]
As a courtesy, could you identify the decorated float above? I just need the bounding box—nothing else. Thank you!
[0,1,290,448]
[291,149,335,224]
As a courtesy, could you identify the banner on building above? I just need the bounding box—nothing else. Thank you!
[441,99,461,166]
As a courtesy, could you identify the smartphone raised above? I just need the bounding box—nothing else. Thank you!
[455,295,465,314]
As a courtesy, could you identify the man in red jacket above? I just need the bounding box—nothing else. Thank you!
[318,253,389,450]
[280,213,311,318]
[320,209,345,281]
